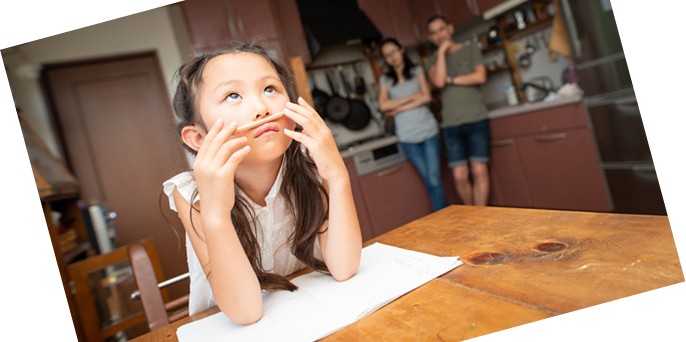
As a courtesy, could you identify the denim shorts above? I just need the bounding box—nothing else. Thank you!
[443,119,490,168]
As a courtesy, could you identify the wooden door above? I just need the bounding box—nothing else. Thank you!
[43,53,190,296]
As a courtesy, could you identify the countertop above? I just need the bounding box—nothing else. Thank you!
[338,134,398,160]
[488,95,583,120]
[337,95,584,159]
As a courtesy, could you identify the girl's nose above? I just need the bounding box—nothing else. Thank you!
[253,100,270,119]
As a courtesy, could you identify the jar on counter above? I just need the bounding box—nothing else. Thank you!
[502,84,519,106]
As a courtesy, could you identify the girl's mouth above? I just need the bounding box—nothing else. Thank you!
[254,124,280,138]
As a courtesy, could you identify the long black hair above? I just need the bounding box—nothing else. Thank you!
[379,37,417,85]
[171,41,329,291]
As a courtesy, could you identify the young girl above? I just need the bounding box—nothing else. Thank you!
[378,37,447,211]
[162,42,362,325]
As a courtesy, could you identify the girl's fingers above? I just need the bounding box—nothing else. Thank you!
[219,145,251,175]
[195,119,223,160]
[198,120,238,160]
[284,101,326,135]
[284,128,314,147]
[296,96,318,114]
[214,136,249,165]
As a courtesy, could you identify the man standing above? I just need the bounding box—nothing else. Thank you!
[425,15,490,206]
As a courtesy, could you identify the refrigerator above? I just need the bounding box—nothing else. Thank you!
[559,0,666,215]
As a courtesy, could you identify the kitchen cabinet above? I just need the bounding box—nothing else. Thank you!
[359,0,419,47]
[272,0,312,62]
[400,0,500,40]
[180,0,295,60]
[475,0,504,14]
[358,160,433,237]
[436,0,479,28]
[488,100,612,212]
[345,156,433,240]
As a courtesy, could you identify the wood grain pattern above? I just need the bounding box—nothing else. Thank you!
[371,206,684,315]
[130,205,684,341]
[324,280,552,341]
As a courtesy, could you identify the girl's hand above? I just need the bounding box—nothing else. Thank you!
[283,97,347,182]
[192,119,251,222]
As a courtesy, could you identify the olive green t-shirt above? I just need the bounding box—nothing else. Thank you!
[425,41,488,128]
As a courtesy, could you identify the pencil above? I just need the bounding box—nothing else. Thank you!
[235,112,285,134]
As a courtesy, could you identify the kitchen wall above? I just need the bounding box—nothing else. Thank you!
[453,21,572,108]
[2,4,191,159]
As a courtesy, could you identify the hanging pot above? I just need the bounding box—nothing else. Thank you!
[324,68,350,123]
[338,67,371,131]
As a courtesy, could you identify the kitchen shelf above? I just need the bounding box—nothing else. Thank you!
[502,17,553,41]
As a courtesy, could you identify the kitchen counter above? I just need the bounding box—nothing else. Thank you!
[488,95,583,120]
[337,95,583,160]
[338,134,398,160]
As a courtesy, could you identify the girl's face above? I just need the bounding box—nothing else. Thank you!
[381,43,404,69]
[196,52,296,164]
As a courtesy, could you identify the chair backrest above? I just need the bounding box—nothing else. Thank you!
[127,241,189,331]
[67,239,153,341]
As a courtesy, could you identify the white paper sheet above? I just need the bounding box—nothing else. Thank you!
[176,243,462,342]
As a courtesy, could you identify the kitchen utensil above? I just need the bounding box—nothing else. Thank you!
[338,67,371,131]
[324,68,350,123]
[353,63,367,96]
[309,72,329,118]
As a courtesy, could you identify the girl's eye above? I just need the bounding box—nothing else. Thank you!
[264,86,276,95]
[225,92,241,102]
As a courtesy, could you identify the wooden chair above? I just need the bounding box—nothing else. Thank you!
[127,241,190,331]
[68,240,152,341]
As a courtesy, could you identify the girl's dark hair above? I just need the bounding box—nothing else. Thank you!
[379,37,417,85]
[171,41,329,291]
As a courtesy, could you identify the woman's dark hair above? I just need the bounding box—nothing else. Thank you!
[379,37,417,85]
[171,41,329,291]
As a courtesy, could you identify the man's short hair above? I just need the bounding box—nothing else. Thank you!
[426,14,449,28]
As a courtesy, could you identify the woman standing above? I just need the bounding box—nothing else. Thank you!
[378,37,447,211]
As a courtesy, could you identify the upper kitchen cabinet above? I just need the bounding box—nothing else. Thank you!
[181,0,307,61]
[475,0,504,14]
[272,0,312,63]
[359,0,419,46]
[404,0,499,39]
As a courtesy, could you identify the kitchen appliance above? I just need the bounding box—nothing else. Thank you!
[352,138,406,176]
[559,0,666,214]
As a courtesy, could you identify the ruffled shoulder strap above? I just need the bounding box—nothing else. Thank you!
[162,171,198,212]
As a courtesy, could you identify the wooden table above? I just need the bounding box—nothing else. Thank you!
[131,205,684,341]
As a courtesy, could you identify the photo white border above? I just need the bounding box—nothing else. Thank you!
[1,1,683,340]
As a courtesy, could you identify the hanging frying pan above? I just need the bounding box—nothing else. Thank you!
[338,67,371,131]
[324,68,350,123]
[308,72,329,118]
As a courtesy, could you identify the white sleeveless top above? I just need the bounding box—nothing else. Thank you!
[162,160,319,315]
